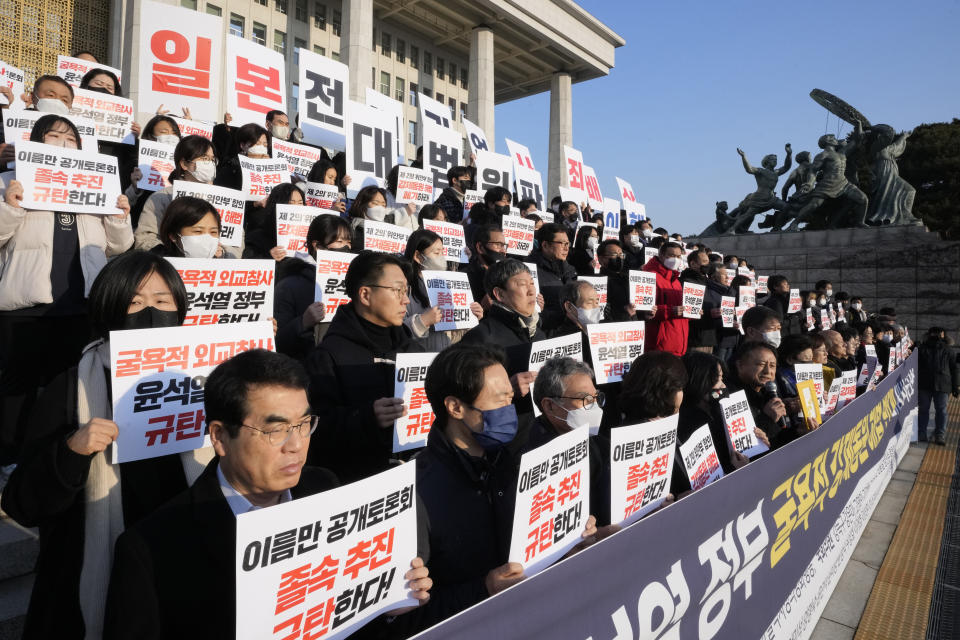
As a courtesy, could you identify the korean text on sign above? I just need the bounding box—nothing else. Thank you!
[276,205,335,254]
[239,156,291,201]
[682,282,706,319]
[501,215,535,256]
[109,321,274,463]
[394,166,434,205]
[137,139,176,191]
[172,181,247,247]
[679,423,724,491]
[236,464,418,640]
[629,270,657,311]
[304,182,340,209]
[15,141,122,215]
[272,139,323,178]
[167,258,275,326]
[226,34,286,127]
[393,352,438,453]
[56,55,122,87]
[528,332,584,420]
[610,414,677,525]
[298,48,348,150]
[421,219,465,263]
[315,250,358,322]
[587,321,645,384]
[363,219,411,255]
[422,271,478,332]
[719,390,769,459]
[0,60,25,107]
[68,87,135,144]
[509,428,591,576]
[720,296,736,328]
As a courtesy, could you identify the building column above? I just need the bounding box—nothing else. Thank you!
[468,25,495,152]
[341,0,373,102]
[547,72,572,200]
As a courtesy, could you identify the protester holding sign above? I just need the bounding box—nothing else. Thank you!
[774,334,817,425]
[569,224,600,276]
[348,185,416,246]
[154,196,226,259]
[598,239,656,323]
[729,341,796,449]
[242,182,303,261]
[213,122,270,191]
[134,135,218,250]
[462,224,507,303]
[642,241,688,356]
[433,165,472,223]
[741,305,783,348]
[1,251,212,638]
[127,115,182,223]
[305,251,424,483]
[761,275,801,336]
[305,157,348,213]
[527,222,578,332]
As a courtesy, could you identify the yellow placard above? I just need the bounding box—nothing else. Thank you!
[797,379,822,423]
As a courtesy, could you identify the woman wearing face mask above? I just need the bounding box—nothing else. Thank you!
[381,164,422,232]
[619,223,646,270]
[799,290,820,332]
[2,251,214,638]
[274,215,354,359]
[243,183,305,263]
[126,115,182,226]
[0,116,133,464]
[403,229,483,351]
[347,185,394,247]
[78,69,143,190]
[468,187,512,229]
[155,197,225,259]
[213,123,271,192]
[134,135,217,251]
[848,297,867,324]
[569,225,600,276]
[417,203,446,226]
[306,158,349,213]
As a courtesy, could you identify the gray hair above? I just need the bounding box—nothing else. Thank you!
[562,280,595,307]
[533,356,595,411]
[483,258,531,297]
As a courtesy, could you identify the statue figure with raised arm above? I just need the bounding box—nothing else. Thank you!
[785,120,869,231]
[724,143,793,234]
[759,150,816,231]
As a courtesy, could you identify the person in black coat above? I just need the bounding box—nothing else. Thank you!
[104,349,431,639]
[304,252,424,483]
[460,225,507,303]
[917,327,960,444]
[525,223,578,332]
[762,275,801,336]
[433,165,472,223]
[728,341,802,451]
[568,224,599,276]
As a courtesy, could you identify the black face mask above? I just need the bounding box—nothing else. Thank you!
[86,86,114,95]
[605,256,624,273]
[482,250,506,265]
[456,179,474,192]
[494,204,510,216]
[122,306,181,331]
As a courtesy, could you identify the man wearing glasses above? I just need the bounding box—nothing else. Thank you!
[730,341,792,449]
[527,222,577,332]
[305,251,424,483]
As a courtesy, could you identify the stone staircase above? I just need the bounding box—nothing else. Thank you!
[0,478,38,640]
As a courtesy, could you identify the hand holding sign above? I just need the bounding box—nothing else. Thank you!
[67,417,119,455]
[374,397,406,429]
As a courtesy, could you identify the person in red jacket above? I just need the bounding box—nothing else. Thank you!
[643,241,688,355]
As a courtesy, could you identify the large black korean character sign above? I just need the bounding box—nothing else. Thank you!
[305,71,344,128]
[429,141,458,193]
[516,177,544,210]
[479,165,509,192]
[352,123,392,179]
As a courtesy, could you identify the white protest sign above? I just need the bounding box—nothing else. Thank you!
[794,363,825,407]
[299,48,348,149]
[558,186,584,209]
[601,197,621,241]
[820,308,832,330]
[736,306,748,334]
[514,164,546,212]
[137,1,222,121]
[505,138,536,171]
[395,166,434,205]
[562,145,586,198]
[582,165,604,212]
[423,119,462,198]
[169,116,214,140]
[3,109,98,150]
[418,92,453,130]
[857,355,878,387]
[365,87,404,164]
[719,390,769,459]
[475,150,513,193]
[271,138,323,179]
[615,176,645,223]
[393,352,438,452]
[757,275,769,295]
[527,263,541,298]
[680,424,725,491]
[422,270,478,331]
[422,218,465,262]
[629,270,656,311]
[510,428,590,576]
[721,296,736,328]
[462,189,484,221]
[463,117,490,154]
[315,250,357,320]
[15,141,121,214]
[579,275,608,313]
[788,288,802,313]
[276,204,333,253]
[110,322,274,463]
[345,100,395,197]
[528,333,585,419]
[225,36,286,126]
[805,307,815,331]
[236,464,417,640]
[136,139,176,191]
[536,210,554,223]
[167,258,275,325]
[682,282,706,319]
[0,60,25,107]
[238,156,291,201]
[823,377,843,416]
[68,87,135,143]
[610,414,677,525]
[836,370,858,410]
[739,285,756,308]
[304,182,340,209]
[501,215,535,256]
[364,219,411,254]
[587,321,645,384]
[172,181,246,247]
[56,55,122,87]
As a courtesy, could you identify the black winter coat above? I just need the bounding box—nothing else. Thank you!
[274,258,321,360]
[525,249,577,331]
[434,187,465,223]
[459,304,545,376]
[918,339,960,393]
[762,291,801,336]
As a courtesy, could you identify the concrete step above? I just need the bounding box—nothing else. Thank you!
[0,516,38,582]
[0,573,32,640]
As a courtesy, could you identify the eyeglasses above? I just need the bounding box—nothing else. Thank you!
[193,156,218,165]
[554,392,605,409]
[366,284,411,301]
[485,241,507,249]
[240,415,319,446]
[546,240,571,248]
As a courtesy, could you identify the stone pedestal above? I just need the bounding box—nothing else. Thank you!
[689,227,960,337]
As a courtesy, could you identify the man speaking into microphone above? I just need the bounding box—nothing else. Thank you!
[729,341,798,450]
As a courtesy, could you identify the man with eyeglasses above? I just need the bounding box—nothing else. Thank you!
[730,341,791,449]
[105,349,433,638]
[526,222,577,332]
[305,251,424,483]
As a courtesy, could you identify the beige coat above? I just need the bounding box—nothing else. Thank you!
[133,186,174,251]
[0,202,134,310]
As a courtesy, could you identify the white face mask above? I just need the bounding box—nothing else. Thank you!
[420,253,447,271]
[46,138,78,149]
[818,297,826,306]
[180,233,219,259]
[558,401,604,433]
[763,330,782,348]
[189,160,216,183]
[825,288,833,298]
[270,125,290,140]
[663,256,682,271]
[577,306,604,326]
[630,234,642,247]
[35,97,71,115]
[642,228,655,239]
[366,205,389,222]
[586,236,599,251]
[852,302,862,310]
[246,144,269,156]
[155,134,180,146]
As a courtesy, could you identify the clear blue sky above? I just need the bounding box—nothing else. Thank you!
[495,0,960,235]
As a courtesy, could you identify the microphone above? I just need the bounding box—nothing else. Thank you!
[764,381,790,430]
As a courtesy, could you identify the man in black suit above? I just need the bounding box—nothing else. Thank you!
[104,349,431,639]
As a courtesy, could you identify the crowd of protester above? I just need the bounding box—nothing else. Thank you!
[0,54,947,640]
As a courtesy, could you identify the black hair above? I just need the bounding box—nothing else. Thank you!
[659,241,683,255]
[347,185,387,219]
[681,351,725,407]
[343,250,406,300]
[483,187,511,207]
[204,349,310,437]
[516,199,537,214]
[527,214,543,226]
[597,239,622,257]
[574,224,598,251]
[537,222,567,244]
[424,343,507,431]
[88,250,187,339]
[171,135,216,182]
[265,110,287,123]
[768,275,789,291]
[404,229,443,307]
[778,333,816,365]
[472,224,502,255]
[159,196,221,255]
[141,115,181,142]
[446,165,471,183]
[653,227,668,236]
[742,305,781,330]
[79,68,123,96]
[838,325,859,342]
[417,204,445,226]
[236,123,269,152]
[619,352,688,422]
[32,74,74,99]
[815,279,832,291]
[305,214,353,257]
[29,114,83,150]
[483,258,531,298]
[731,340,778,371]
[385,164,401,197]
[307,158,338,184]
